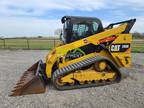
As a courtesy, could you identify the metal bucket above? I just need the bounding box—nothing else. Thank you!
[10,60,47,96]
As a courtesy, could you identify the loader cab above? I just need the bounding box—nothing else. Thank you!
[61,16,104,44]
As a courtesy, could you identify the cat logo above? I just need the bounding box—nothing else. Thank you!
[110,44,130,52]
[110,45,121,51]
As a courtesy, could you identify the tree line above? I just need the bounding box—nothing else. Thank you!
[132,32,144,39]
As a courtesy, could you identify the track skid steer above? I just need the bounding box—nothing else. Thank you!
[10,16,136,97]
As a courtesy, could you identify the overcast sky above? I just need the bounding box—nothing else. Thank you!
[0,0,143,37]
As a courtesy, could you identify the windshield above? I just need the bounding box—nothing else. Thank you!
[71,21,99,39]
[61,18,103,44]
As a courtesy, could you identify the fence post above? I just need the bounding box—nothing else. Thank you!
[3,39,5,48]
[26,38,30,49]
[54,38,56,48]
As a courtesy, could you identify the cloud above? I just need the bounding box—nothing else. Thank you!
[0,17,62,37]
[0,0,108,17]
[0,0,144,17]
[102,16,144,33]
[132,16,144,33]
[0,0,143,37]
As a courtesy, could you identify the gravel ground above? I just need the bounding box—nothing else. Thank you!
[0,50,144,108]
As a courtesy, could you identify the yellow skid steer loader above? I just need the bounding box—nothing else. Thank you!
[10,16,136,96]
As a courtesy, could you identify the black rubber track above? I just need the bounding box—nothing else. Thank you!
[52,56,121,90]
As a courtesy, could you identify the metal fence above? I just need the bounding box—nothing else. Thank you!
[0,38,144,52]
[0,38,61,50]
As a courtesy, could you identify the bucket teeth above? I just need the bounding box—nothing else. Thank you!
[14,84,23,88]
[17,82,24,85]
[10,92,20,96]
[13,85,22,89]
[10,61,46,96]
[19,79,26,82]
[11,89,20,93]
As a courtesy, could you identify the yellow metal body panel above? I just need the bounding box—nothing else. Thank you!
[110,34,132,67]
[60,69,116,84]
[45,23,132,78]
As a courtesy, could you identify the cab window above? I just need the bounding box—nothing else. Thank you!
[92,21,99,33]
[72,24,89,38]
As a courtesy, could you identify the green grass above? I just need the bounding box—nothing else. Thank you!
[0,38,144,52]
[5,39,28,49]
[0,38,61,50]
[0,39,4,48]
[132,46,144,53]
[132,40,144,52]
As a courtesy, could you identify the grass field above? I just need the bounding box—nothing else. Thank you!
[0,38,61,50]
[0,38,144,52]
[131,40,144,52]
